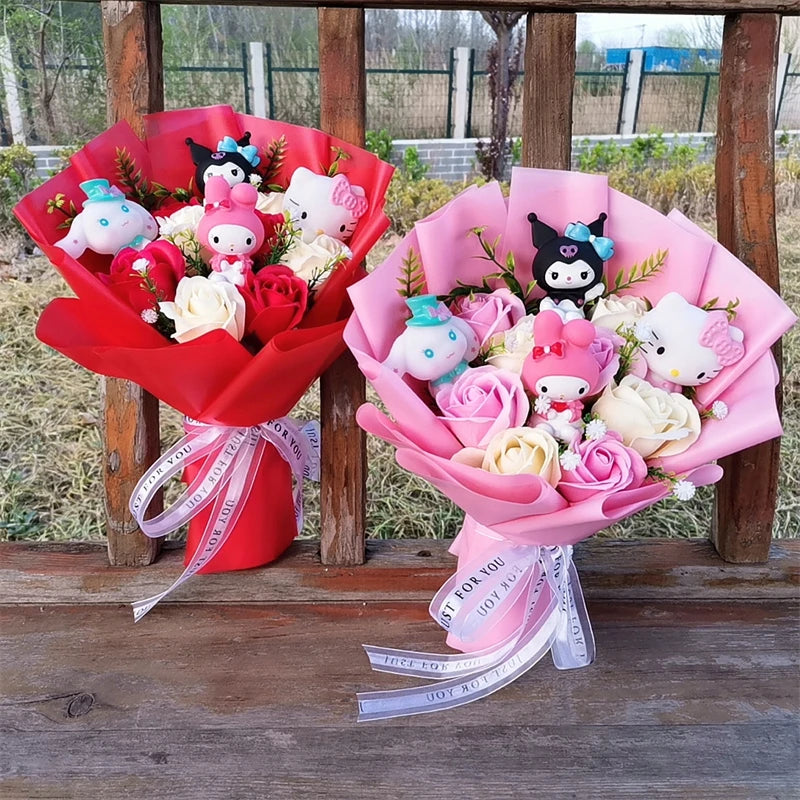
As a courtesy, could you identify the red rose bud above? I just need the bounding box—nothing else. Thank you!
[254,211,289,258]
[101,240,186,314]
[240,264,309,345]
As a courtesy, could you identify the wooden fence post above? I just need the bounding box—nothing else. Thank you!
[100,0,164,566]
[713,14,783,564]
[318,7,367,566]
[522,13,576,170]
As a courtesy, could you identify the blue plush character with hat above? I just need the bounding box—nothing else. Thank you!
[54,179,157,259]
[384,295,479,396]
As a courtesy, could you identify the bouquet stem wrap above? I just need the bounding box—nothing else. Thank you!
[357,517,594,722]
[129,417,320,621]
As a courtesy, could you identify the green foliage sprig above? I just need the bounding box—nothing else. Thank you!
[45,192,79,230]
[115,147,193,210]
[261,135,287,191]
[253,221,301,272]
[606,249,667,296]
[613,324,643,383]
[396,247,427,298]
[326,146,351,177]
[701,296,740,321]
[165,231,210,277]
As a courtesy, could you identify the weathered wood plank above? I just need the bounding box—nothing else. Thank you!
[1,601,798,799]
[100,1,164,566]
[714,14,783,564]
[318,7,367,566]
[522,13,576,170]
[84,1,800,13]
[1,539,796,605]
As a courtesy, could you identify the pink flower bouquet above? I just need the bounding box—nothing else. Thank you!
[344,168,796,721]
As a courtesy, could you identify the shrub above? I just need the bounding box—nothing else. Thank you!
[0,144,41,233]
[366,129,393,162]
[401,145,429,182]
[385,172,463,235]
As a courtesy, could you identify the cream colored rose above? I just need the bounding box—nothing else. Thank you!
[592,375,701,459]
[482,426,562,486]
[256,191,286,215]
[159,275,246,343]
[156,205,205,247]
[486,314,535,374]
[280,233,349,283]
[590,293,648,333]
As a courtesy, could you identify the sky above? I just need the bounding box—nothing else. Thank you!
[576,13,719,48]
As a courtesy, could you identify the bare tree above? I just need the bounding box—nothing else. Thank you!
[476,11,524,180]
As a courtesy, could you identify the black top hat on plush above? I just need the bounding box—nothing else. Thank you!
[528,212,611,309]
[185,132,260,194]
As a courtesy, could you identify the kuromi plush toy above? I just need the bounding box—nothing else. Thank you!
[638,292,745,392]
[186,132,261,194]
[54,179,157,259]
[522,310,602,443]
[528,212,613,322]
[384,295,480,396]
[197,176,265,286]
[282,167,368,243]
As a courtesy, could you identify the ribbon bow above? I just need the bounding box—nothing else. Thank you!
[204,199,231,212]
[217,136,261,167]
[128,417,320,621]
[331,175,369,218]
[427,303,452,322]
[532,341,565,360]
[698,311,745,366]
[563,221,615,261]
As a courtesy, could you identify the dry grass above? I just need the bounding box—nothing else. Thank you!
[1,215,798,543]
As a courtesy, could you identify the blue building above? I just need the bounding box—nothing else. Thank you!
[606,46,721,72]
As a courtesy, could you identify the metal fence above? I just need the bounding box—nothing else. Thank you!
[635,72,719,134]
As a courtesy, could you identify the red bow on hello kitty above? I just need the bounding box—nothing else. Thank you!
[699,311,745,366]
[532,341,565,359]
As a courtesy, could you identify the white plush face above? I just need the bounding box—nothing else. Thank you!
[283,167,363,243]
[57,199,156,258]
[387,323,471,382]
[545,260,595,290]
[535,375,590,402]
[203,162,247,189]
[207,223,259,256]
[640,292,743,386]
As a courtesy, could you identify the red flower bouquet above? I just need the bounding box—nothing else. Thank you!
[15,105,394,619]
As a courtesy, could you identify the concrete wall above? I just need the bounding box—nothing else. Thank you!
[17,131,800,185]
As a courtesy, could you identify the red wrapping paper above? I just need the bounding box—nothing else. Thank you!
[16,106,394,573]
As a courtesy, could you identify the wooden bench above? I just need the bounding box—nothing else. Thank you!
[2,3,798,798]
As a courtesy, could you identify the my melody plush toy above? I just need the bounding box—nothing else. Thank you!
[529,212,613,321]
[55,178,157,258]
[197,175,265,285]
[185,132,261,194]
[522,310,602,443]
[282,167,368,243]
[384,294,479,396]
[638,291,745,392]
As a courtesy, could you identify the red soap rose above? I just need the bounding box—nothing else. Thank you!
[254,212,288,259]
[240,264,308,344]
[101,239,186,314]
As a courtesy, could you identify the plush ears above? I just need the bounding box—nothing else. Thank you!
[528,212,607,249]
[185,132,257,193]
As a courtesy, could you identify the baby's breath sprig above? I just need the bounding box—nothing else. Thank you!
[700,400,729,422]
[701,296,740,321]
[647,466,697,501]
[604,249,667,297]
[45,192,79,229]
[396,247,427,298]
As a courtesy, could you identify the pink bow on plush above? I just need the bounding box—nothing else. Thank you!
[699,311,745,366]
[331,174,368,218]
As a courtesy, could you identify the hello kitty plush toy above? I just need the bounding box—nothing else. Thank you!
[282,167,368,243]
[54,179,157,259]
[384,295,480,396]
[522,310,602,443]
[638,291,745,392]
[197,176,265,286]
[528,212,613,322]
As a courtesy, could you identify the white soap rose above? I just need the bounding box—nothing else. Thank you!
[156,205,205,247]
[280,233,349,283]
[486,314,535,374]
[590,293,648,333]
[159,275,246,343]
[256,191,286,215]
[481,426,562,487]
[592,375,701,459]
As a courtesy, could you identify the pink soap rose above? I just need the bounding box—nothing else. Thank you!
[557,432,648,503]
[436,365,530,448]
[589,327,623,393]
[453,289,526,348]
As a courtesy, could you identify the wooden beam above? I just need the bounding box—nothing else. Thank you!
[522,12,576,170]
[318,7,367,566]
[89,0,800,12]
[713,14,782,564]
[100,1,164,566]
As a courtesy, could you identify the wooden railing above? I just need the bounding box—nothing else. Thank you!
[98,0,792,569]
